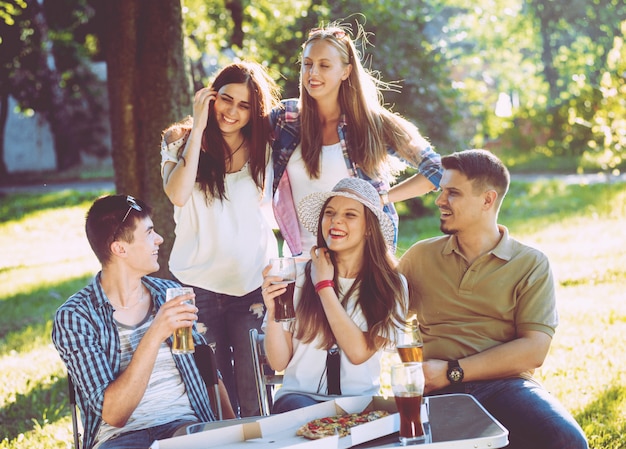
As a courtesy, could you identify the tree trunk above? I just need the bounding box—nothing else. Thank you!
[226,0,244,48]
[98,0,191,278]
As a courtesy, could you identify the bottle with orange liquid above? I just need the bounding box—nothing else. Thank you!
[396,318,423,363]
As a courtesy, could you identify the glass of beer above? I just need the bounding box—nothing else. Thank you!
[268,257,297,322]
[391,362,426,446]
[165,287,195,354]
[397,318,423,363]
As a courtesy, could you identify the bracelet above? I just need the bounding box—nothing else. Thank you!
[314,280,335,293]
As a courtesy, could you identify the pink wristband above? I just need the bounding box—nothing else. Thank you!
[314,280,335,293]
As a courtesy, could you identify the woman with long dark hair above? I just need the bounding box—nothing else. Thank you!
[160,61,280,417]
[261,178,408,413]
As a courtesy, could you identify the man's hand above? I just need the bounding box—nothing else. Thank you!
[151,292,198,343]
[422,359,450,394]
[421,330,552,395]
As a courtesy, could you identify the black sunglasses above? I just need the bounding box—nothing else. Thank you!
[113,195,143,239]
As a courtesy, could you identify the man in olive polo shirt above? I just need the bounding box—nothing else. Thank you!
[398,149,588,449]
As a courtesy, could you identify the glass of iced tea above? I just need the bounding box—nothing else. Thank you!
[268,257,297,322]
[391,362,426,446]
[397,319,423,362]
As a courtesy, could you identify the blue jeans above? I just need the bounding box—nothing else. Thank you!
[428,378,588,449]
[193,285,264,418]
[97,419,195,448]
[272,393,320,414]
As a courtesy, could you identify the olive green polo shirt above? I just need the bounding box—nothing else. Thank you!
[398,225,557,367]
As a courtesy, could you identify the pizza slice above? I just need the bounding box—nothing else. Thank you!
[296,410,389,440]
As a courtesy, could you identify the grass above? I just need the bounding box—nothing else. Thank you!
[1,180,626,448]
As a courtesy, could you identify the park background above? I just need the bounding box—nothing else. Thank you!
[1,0,625,448]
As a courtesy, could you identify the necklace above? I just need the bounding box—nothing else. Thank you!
[111,287,147,310]
[228,138,245,159]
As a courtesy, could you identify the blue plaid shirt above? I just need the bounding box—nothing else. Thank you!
[52,273,215,449]
[270,99,443,255]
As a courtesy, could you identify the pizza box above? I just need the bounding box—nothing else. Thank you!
[150,395,429,449]
[149,418,336,449]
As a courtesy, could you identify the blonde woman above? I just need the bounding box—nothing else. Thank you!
[270,22,443,257]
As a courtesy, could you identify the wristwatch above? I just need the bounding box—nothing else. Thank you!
[379,190,390,206]
[447,360,464,384]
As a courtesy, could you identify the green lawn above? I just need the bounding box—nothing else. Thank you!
[1,180,625,448]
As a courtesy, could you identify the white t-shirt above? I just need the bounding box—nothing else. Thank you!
[264,275,406,402]
[161,151,278,296]
[285,142,350,256]
[95,313,195,448]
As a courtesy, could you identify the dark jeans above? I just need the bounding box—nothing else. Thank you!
[272,393,320,414]
[429,377,588,449]
[193,285,264,418]
[97,419,195,448]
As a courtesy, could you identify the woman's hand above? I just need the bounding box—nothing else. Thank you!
[261,264,286,321]
[310,246,334,285]
[260,264,295,370]
[191,87,217,138]
[163,87,215,205]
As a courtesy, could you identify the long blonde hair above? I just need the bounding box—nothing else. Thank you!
[299,22,427,181]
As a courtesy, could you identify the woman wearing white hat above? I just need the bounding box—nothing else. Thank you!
[261,178,408,413]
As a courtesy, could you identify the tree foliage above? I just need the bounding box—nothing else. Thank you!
[0,0,110,173]
[521,0,626,162]
[3,0,626,187]
[583,20,626,172]
[4,0,626,272]
[326,1,460,151]
[180,0,459,152]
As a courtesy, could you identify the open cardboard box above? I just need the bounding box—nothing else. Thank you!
[150,395,429,449]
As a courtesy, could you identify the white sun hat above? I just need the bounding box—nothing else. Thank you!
[297,178,395,249]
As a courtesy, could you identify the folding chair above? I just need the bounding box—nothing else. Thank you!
[249,328,283,416]
[193,344,223,420]
[67,374,81,449]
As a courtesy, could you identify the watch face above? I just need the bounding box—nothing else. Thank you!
[450,368,463,382]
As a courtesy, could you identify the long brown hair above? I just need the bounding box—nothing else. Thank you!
[295,198,406,351]
[199,61,280,201]
[299,23,425,181]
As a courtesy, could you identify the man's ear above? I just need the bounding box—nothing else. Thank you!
[483,189,498,210]
[110,240,127,258]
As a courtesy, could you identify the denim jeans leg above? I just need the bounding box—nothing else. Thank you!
[193,288,238,413]
[225,288,265,417]
[98,420,196,448]
[468,378,588,449]
[272,394,319,414]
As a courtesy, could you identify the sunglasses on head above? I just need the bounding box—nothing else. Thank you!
[308,27,347,39]
[113,195,143,240]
